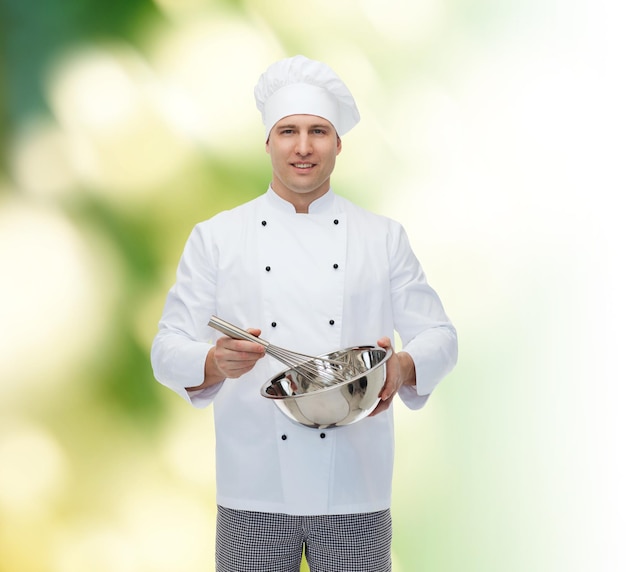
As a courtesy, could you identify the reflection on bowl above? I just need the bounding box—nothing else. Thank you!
[260,346,392,428]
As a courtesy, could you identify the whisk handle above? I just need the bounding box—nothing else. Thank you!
[208,316,269,348]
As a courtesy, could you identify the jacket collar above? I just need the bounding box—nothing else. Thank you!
[266,186,335,214]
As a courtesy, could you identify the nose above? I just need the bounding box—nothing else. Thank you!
[295,133,312,156]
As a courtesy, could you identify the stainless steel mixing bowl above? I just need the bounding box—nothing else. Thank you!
[260,346,392,428]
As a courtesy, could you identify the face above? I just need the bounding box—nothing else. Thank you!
[266,114,342,207]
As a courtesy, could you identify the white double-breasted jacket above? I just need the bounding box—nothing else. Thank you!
[151,188,457,515]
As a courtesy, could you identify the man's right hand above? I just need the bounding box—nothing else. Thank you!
[187,329,266,391]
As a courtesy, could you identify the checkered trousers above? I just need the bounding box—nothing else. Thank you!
[216,505,393,572]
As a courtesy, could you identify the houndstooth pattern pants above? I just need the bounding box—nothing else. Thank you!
[215,505,393,572]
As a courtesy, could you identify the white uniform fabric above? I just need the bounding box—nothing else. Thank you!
[151,187,457,515]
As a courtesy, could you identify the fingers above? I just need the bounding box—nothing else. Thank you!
[369,396,393,416]
[369,338,398,416]
[214,333,265,379]
[370,371,398,416]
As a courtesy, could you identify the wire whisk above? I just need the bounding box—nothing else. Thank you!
[208,316,366,390]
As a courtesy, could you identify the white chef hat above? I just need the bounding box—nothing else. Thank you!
[254,55,360,138]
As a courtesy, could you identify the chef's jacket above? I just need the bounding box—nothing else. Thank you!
[151,188,457,516]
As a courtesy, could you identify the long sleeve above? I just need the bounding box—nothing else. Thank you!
[151,224,222,407]
[389,225,458,409]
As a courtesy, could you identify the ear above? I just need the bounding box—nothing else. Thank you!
[336,136,342,155]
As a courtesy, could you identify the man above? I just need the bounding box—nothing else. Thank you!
[151,55,458,572]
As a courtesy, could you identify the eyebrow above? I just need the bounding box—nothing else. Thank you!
[275,122,332,130]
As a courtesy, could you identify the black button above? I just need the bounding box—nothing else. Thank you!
[271,322,277,327]
[333,263,339,269]
[329,320,335,326]
[265,266,271,272]
[320,433,326,439]
[261,220,267,226]
[281,434,287,440]
[333,219,339,225]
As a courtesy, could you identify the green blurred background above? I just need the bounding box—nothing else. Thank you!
[1,0,624,570]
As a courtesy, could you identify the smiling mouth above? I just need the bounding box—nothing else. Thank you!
[293,163,314,169]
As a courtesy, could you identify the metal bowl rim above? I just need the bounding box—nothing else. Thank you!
[260,345,393,400]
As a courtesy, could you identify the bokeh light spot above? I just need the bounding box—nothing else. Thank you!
[0,423,68,513]
[47,44,194,196]
[11,117,77,198]
[0,198,117,400]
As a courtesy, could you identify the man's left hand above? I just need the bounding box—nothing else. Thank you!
[369,337,416,417]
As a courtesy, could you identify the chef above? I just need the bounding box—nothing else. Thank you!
[151,54,458,572]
